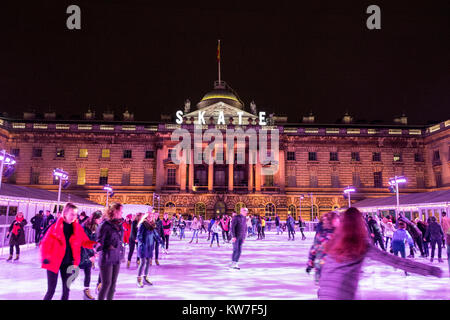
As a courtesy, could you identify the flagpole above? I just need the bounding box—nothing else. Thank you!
[218,39,221,85]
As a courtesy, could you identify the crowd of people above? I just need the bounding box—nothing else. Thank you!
[2,202,448,300]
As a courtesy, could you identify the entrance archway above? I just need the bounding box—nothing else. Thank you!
[214,201,226,218]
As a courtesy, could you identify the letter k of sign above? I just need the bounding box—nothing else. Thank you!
[198,111,206,125]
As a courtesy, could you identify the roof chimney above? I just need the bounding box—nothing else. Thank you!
[23,111,36,120]
[394,113,408,125]
[84,109,95,120]
[102,110,114,121]
[44,111,56,120]
[342,112,353,124]
[302,110,315,123]
[123,110,134,121]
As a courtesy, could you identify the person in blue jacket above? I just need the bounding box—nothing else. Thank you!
[207,216,216,241]
[136,213,162,288]
[392,221,414,275]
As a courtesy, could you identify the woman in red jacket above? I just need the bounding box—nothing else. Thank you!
[123,214,132,245]
[40,202,97,300]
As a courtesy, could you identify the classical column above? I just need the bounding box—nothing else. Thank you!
[439,143,450,186]
[155,144,167,192]
[188,150,194,192]
[208,162,214,192]
[255,152,262,192]
[180,150,186,192]
[248,164,253,192]
[228,163,234,191]
[278,149,285,192]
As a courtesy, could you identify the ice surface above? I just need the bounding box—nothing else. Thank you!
[0,230,448,300]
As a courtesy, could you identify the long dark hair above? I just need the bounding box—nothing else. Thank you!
[84,211,102,232]
[324,207,368,262]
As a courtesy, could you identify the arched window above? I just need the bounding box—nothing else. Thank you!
[164,202,176,215]
[310,205,319,221]
[195,203,206,219]
[288,204,296,218]
[333,205,340,210]
[214,201,226,217]
[265,203,276,217]
[234,202,246,215]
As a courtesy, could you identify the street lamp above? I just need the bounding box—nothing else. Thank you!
[53,168,69,213]
[388,176,407,219]
[103,184,114,207]
[309,193,314,221]
[0,150,16,190]
[153,193,161,213]
[343,186,356,208]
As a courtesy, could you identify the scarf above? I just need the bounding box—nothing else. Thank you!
[12,216,24,236]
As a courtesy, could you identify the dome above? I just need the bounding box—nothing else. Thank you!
[197,81,243,110]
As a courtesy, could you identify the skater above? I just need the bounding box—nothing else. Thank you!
[172,214,178,236]
[210,219,222,247]
[306,211,339,284]
[368,216,385,251]
[275,214,281,235]
[256,216,263,240]
[123,214,132,246]
[286,214,295,241]
[78,211,88,225]
[40,203,96,300]
[425,216,445,263]
[127,212,144,268]
[441,212,449,247]
[6,212,27,261]
[79,210,102,300]
[136,213,162,288]
[189,216,201,243]
[318,207,442,300]
[207,216,216,241]
[40,210,55,237]
[179,216,186,240]
[399,214,425,257]
[298,216,306,240]
[251,215,258,236]
[220,214,231,243]
[417,218,429,257]
[246,215,253,237]
[261,216,266,239]
[392,222,413,259]
[96,202,124,300]
[161,213,172,253]
[30,210,43,246]
[381,215,396,252]
[199,216,207,234]
[230,207,248,270]
[154,211,163,264]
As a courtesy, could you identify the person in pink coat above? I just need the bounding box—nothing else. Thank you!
[220,214,231,243]
[161,213,172,253]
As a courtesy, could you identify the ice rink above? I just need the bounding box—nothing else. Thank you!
[0,229,448,300]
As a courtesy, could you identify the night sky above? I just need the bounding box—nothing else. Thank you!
[0,0,449,124]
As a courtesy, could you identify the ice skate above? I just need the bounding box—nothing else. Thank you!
[438,258,444,263]
[144,276,153,285]
[95,283,102,294]
[210,243,213,247]
[217,243,220,247]
[6,255,12,262]
[430,257,434,262]
[83,288,95,300]
[149,258,153,265]
[127,261,131,269]
[13,254,19,261]
[137,276,144,288]
[155,259,160,266]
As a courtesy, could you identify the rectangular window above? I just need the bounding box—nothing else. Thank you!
[11,149,20,157]
[123,150,132,159]
[331,174,340,188]
[309,174,318,187]
[287,175,296,187]
[374,171,383,188]
[167,168,176,185]
[101,149,110,158]
[287,151,296,161]
[308,152,317,161]
[414,153,423,162]
[264,174,274,187]
[330,152,338,161]
[30,168,40,184]
[144,171,153,186]
[99,168,108,185]
[416,175,425,188]
[216,152,224,162]
[353,172,361,187]
[79,148,88,158]
[393,153,402,162]
[77,168,86,185]
[372,152,381,162]
[435,172,442,187]
[351,152,360,161]
[56,148,65,158]
[145,150,154,159]
[122,172,130,186]
[32,148,42,158]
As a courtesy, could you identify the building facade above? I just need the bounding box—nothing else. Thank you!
[0,81,449,220]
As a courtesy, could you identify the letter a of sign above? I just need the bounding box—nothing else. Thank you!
[66,5,81,30]
[366,5,381,30]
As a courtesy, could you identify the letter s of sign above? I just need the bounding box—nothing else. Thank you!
[66,5,81,30]
[66,265,80,289]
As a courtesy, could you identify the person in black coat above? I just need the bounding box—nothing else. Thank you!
[424,216,444,263]
[154,211,164,264]
[230,207,248,270]
[417,220,429,257]
[96,203,124,300]
[6,212,28,261]
[31,210,43,245]
[127,212,144,268]
[399,214,425,257]
[368,216,385,251]
[40,210,55,235]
